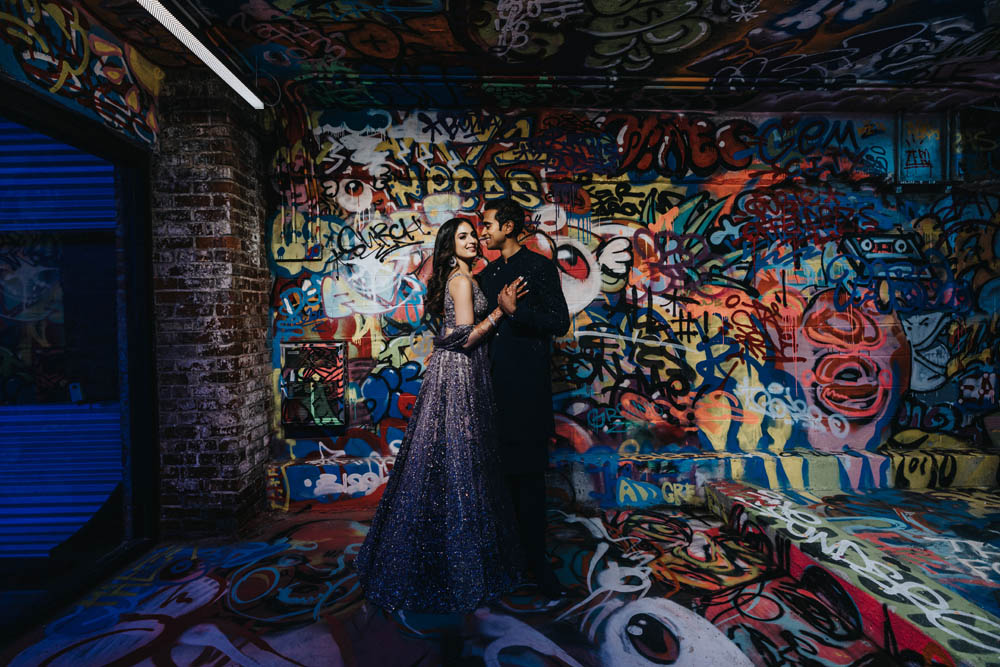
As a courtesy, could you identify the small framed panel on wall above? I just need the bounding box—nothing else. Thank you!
[280,342,347,429]
[954,107,999,182]
[896,113,948,184]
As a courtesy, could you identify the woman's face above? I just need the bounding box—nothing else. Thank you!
[453,221,479,262]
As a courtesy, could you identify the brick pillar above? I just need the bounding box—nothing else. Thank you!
[151,67,272,536]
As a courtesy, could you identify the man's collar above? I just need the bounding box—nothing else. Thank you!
[503,245,524,263]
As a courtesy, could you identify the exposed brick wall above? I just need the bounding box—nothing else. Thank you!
[151,67,272,536]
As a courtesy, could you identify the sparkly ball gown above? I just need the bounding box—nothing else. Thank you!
[354,273,521,612]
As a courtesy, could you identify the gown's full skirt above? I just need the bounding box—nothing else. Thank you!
[354,335,521,612]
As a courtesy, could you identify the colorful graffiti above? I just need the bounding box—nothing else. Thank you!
[76,0,205,69]
[3,502,921,666]
[810,488,1000,614]
[280,341,347,428]
[267,449,395,511]
[82,1,1000,111]
[2,516,367,666]
[0,0,162,144]
[706,481,1000,666]
[264,105,1000,508]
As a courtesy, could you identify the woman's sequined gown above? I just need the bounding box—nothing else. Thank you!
[354,273,521,613]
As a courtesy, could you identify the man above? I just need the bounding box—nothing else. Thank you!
[478,198,570,597]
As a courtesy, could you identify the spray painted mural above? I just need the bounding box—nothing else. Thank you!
[706,481,1000,665]
[0,0,162,145]
[2,504,915,666]
[91,0,1000,112]
[267,106,1000,507]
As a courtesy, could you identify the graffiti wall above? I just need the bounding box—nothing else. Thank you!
[0,0,162,145]
[267,107,1000,504]
[957,108,1000,183]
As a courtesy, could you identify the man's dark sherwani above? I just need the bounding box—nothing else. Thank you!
[479,245,570,585]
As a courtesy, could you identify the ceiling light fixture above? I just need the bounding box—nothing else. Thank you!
[136,0,264,109]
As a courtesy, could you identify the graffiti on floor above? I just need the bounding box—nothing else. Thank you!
[808,487,1000,614]
[4,518,366,666]
[710,481,1000,664]
[2,505,925,666]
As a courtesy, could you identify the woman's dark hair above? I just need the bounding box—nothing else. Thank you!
[483,198,525,237]
[425,217,474,317]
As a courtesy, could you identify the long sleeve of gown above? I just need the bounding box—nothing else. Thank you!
[434,325,476,352]
[510,259,570,337]
[434,318,498,352]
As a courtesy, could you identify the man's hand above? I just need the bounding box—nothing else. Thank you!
[499,277,528,316]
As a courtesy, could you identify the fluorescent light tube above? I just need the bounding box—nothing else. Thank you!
[137,0,264,110]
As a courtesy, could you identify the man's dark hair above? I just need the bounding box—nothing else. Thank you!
[483,198,525,237]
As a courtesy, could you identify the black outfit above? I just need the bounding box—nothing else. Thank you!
[479,246,570,586]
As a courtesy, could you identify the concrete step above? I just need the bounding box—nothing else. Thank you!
[549,444,1000,510]
[268,443,1000,514]
[267,454,395,511]
[702,480,1000,667]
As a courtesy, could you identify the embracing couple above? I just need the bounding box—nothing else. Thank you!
[354,198,570,613]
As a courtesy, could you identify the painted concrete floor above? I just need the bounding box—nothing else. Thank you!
[768,486,1000,616]
[1,501,911,667]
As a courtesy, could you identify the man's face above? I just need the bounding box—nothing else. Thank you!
[479,209,510,250]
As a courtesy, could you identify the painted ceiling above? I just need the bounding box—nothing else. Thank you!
[82,0,1000,111]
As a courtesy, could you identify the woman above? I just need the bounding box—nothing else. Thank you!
[355,217,526,613]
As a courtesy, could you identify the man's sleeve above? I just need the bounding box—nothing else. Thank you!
[510,257,570,336]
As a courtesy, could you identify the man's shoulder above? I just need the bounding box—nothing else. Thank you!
[479,258,502,277]
[522,247,558,270]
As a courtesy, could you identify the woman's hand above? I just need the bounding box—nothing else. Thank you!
[498,276,529,316]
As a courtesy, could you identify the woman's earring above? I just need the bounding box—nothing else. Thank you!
[449,256,457,268]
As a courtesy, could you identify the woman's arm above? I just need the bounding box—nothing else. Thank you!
[449,275,475,328]
[449,275,504,349]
